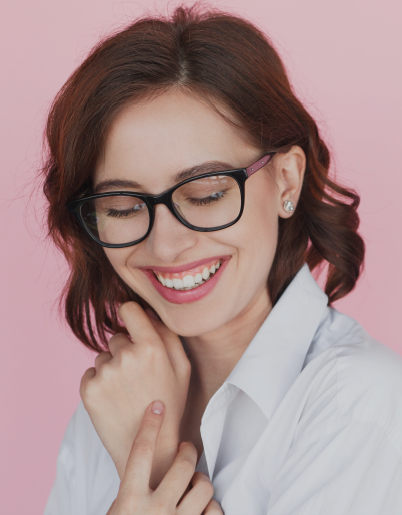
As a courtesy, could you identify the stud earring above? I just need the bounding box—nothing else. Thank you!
[283,200,294,213]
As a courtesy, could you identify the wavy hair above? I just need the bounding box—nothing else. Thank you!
[41,3,365,352]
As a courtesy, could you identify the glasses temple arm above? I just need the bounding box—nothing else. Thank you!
[246,153,276,178]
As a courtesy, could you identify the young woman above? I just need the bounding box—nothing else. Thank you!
[43,4,402,515]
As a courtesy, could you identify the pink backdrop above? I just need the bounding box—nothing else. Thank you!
[1,1,401,513]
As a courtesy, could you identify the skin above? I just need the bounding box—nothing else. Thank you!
[81,87,306,513]
[106,400,222,515]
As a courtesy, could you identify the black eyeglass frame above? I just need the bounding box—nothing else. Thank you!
[67,152,277,248]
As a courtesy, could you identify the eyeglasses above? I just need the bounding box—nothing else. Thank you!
[67,152,276,248]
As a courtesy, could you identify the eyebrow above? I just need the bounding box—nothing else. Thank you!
[93,160,235,194]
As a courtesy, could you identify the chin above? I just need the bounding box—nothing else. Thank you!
[159,307,229,338]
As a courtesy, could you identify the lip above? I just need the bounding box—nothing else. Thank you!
[141,256,231,304]
[140,255,231,274]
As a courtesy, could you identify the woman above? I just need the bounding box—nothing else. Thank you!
[43,4,402,515]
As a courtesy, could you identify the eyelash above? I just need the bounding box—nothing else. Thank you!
[103,189,227,217]
[106,206,145,218]
[187,190,227,206]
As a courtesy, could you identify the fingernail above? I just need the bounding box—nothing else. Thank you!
[145,308,160,321]
[151,400,164,415]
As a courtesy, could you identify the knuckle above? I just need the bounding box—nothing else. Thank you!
[79,369,95,398]
[79,382,87,400]
[143,416,161,431]
[194,471,214,491]
[108,334,116,344]
[94,351,107,366]
[180,440,197,458]
[205,499,222,514]
[80,384,95,408]
[197,479,214,499]
[176,455,195,475]
[119,345,135,363]
[111,345,136,369]
[96,361,113,380]
[108,332,128,346]
[150,500,167,515]
[132,440,154,457]
[79,378,87,396]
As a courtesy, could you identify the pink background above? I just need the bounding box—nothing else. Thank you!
[1,0,401,513]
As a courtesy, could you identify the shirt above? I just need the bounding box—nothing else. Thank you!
[44,263,402,515]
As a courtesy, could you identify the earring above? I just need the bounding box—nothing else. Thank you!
[283,200,294,213]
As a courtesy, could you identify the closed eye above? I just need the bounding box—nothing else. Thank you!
[106,204,146,217]
[187,190,227,206]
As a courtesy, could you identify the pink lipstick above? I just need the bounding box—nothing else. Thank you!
[140,256,231,304]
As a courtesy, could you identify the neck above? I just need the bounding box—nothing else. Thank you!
[181,285,272,409]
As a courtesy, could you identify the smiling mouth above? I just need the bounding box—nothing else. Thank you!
[152,259,222,291]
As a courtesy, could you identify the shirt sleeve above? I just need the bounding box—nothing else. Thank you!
[43,403,80,515]
[43,401,120,515]
[267,418,402,515]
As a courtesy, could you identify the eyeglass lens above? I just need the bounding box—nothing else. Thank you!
[80,175,241,245]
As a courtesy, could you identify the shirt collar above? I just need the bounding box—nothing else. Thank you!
[224,262,329,421]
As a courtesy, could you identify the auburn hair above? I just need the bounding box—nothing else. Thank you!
[41,2,365,352]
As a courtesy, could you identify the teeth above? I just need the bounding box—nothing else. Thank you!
[172,278,184,289]
[154,259,223,290]
[183,275,195,287]
[202,267,210,280]
[194,273,203,284]
[185,281,205,289]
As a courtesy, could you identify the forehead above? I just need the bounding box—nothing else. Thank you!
[94,88,252,191]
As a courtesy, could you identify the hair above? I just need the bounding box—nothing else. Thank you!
[41,2,365,353]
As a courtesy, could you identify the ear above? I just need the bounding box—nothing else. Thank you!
[273,146,306,219]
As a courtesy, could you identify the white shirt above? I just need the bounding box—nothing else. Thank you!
[44,263,402,515]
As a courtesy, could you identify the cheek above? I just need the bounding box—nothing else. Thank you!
[214,180,278,292]
[103,247,134,280]
[241,178,279,249]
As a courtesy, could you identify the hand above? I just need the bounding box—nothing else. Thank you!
[107,400,223,515]
[80,302,191,484]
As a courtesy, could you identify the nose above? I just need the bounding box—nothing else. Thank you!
[145,203,198,263]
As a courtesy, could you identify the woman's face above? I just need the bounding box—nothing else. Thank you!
[94,88,303,337]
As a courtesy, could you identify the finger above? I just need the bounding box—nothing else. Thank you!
[118,302,163,349]
[120,400,165,496]
[203,498,224,514]
[79,367,96,399]
[146,314,191,377]
[108,332,132,356]
[176,471,215,515]
[119,302,190,376]
[94,351,112,371]
[145,307,160,321]
[156,441,198,507]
